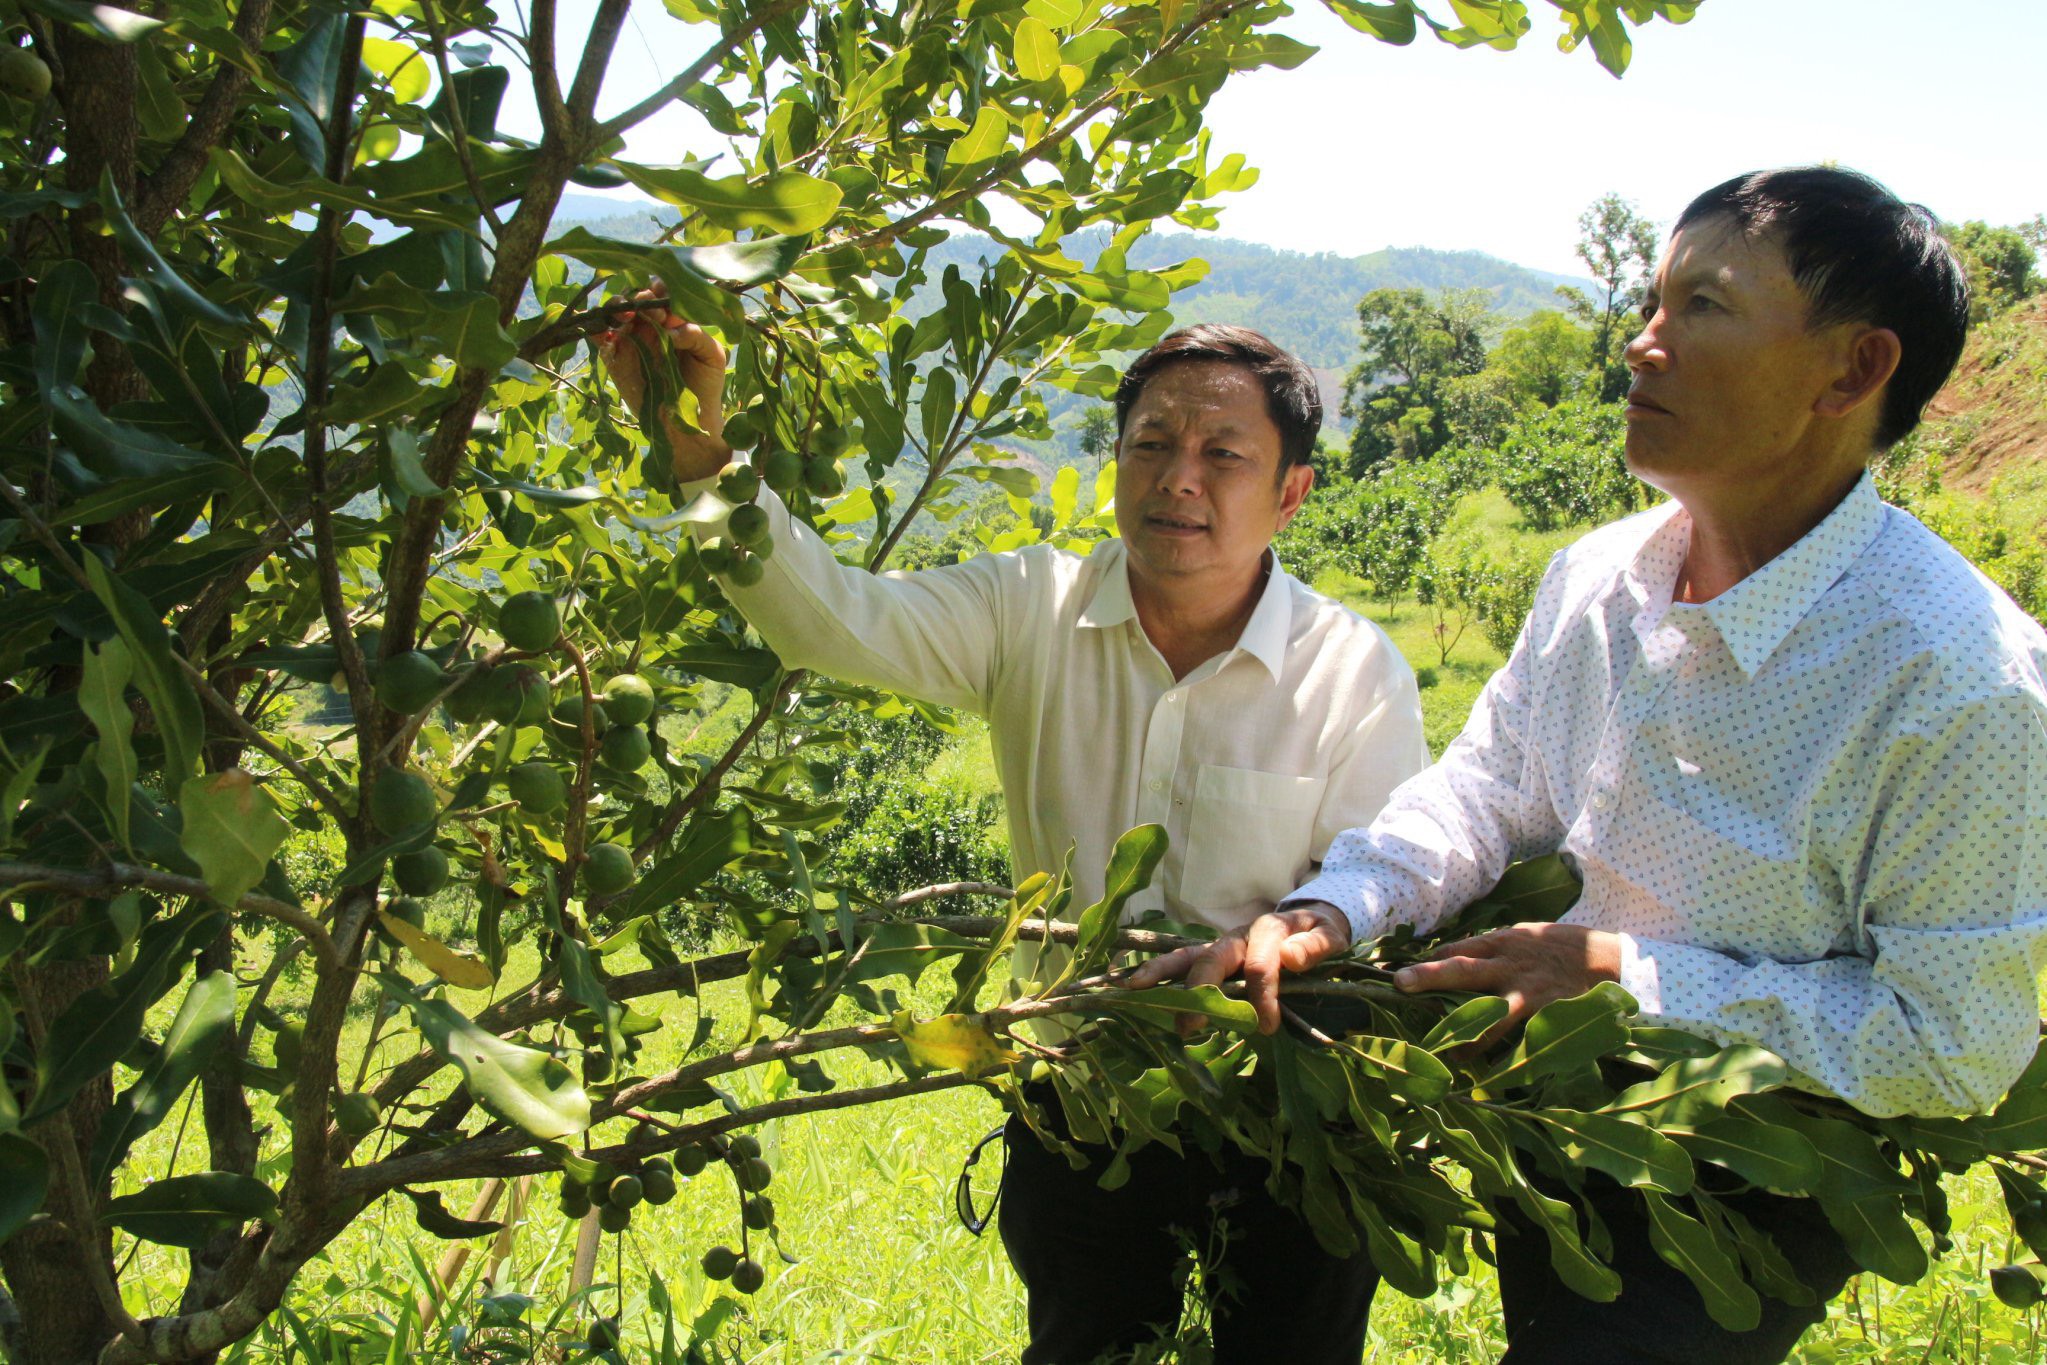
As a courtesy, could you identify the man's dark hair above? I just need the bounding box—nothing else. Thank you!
[1675,166,1970,450]
[1114,323,1322,474]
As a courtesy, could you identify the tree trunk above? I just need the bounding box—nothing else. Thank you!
[1,958,119,1365]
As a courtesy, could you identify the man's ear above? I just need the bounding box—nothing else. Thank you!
[1275,462,1314,530]
[1816,325,1903,422]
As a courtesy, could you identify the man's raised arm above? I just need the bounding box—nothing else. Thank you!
[601,288,1006,715]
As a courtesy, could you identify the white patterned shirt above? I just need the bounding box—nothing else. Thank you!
[709,488,1430,931]
[1288,473,2047,1118]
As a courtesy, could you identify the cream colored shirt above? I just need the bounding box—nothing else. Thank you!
[706,488,1429,931]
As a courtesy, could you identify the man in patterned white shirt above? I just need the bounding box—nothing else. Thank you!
[1136,166,2047,1360]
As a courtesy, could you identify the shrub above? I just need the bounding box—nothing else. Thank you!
[1492,400,1641,531]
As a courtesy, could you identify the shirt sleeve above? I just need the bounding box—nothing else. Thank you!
[1283,597,1570,945]
[1310,637,1430,861]
[1621,692,2047,1118]
[696,485,1008,714]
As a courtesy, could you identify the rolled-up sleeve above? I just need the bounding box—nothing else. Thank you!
[1628,693,2047,1117]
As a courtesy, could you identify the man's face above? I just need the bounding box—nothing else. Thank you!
[1114,361,1312,587]
[1623,218,1859,498]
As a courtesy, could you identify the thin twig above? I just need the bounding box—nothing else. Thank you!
[175,654,353,823]
[594,0,804,142]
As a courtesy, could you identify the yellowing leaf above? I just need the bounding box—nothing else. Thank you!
[891,1010,1018,1078]
[178,769,287,908]
[378,912,496,990]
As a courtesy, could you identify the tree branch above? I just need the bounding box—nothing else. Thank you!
[820,0,1252,260]
[174,654,353,824]
[0,863,343,970]
[134,0,277,234]
[592,0,804,143]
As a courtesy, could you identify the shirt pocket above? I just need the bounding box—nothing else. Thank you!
[1179,765,1329,912]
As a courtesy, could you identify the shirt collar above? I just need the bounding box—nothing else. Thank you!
[1079,543,1295,683]
[1696,472,1886,679]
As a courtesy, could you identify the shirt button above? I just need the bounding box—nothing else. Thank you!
[1591,790,1609,810]
[1149,778,1165,793]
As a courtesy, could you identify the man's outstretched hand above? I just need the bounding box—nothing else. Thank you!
[1393,922,1622,1048]
[1125,903,1352,1035]
[597,282,731,483]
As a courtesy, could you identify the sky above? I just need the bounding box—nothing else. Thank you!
[517,0,2047,277]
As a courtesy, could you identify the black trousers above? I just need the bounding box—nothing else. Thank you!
[997,1095,1379,1365]
[1491,1173,1864,1365]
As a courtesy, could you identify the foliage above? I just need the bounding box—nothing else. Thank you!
[1556,192,1659,401]
[1948,220,2044,321]
[809,713,1009,901]
[1031,851,2047,1341]
[1411,533,1543,663]
[1489,308,1595,407]
[1491,399,1643,531]
[1342,286,1492,473]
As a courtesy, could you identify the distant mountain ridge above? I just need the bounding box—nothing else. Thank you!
[555,199,1593,456]
[556,198,1588,368]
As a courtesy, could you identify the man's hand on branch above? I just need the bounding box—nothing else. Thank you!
[1394,921,1623,1047]
[597,281,732,484]
[1124,903,1352,1036]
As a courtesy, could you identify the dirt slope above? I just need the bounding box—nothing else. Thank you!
[1924,295,2047,492]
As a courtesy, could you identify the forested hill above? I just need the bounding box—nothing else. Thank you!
[558,198,1587,370]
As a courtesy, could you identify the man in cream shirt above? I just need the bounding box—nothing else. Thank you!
[603,315,1426,1362]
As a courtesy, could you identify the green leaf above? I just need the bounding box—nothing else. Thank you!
[97,170,245,332]
[19,0,161,42]
[1642,1192,1760,1332]
[920,367,958,457]
[1603,1044,1788,1124]
[0,1135,49,1243]
[88,971,236,1185]
[47,387,235,493]
[944,104,1011,171]
[1346,1036,1453,1105]
[103,1171,277,1249]
[331,279,515,369]
[666,641,781,688]
[1527,1108,1694,1194]
[79,636,137,853]
[179,769,289,908]
[546,227,809,291]
[1664,1117,1820,1195]
[25,906,209,1124]
[1095,984,1260,1033]
[613,164,843,235]
[30,258,95,396]
[1480,981,1634,1092]
[1012,16,1060,78]
[1420,995,1509,1052]
[0,736,53,848]
[1992,1261,2047,1310]
[1225,34,1319,71]
[375,974,590,1141]
[398,1186,505,1240]
[557,935,626,1068]
[621,810,751,919]
[1322,0,1417,43]
[1070,824,1168,977]
[82,554,204,786]
[1504,1151,1621,1302]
